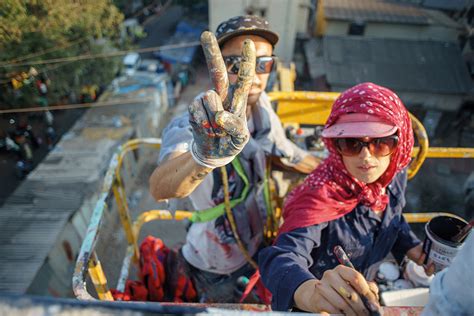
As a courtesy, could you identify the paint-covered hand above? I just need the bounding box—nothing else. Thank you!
[189,31,256,168]
[293,266,380,316]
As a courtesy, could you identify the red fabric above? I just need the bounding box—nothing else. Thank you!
[166,248,198,302]
[111,236,197,302]
[280,82,414,234]
[240,270,272,304]
[139,236,169,301]
[111,280,148,301]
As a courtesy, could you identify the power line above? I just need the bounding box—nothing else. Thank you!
[0,41,201,68]
[0,97,154,115]
[1,38,87,65]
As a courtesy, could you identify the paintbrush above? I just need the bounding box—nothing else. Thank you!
[333,245,383,316]
[451,220,473,243]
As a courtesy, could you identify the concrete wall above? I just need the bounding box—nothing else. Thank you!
[209,0,311,62]
[25,78,170,297]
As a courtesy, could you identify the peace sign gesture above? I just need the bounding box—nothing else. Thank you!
[189,31,256,168]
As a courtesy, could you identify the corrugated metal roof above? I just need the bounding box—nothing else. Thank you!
[422,0,471,11]
[305,36,472,94]
[324,0,432,25]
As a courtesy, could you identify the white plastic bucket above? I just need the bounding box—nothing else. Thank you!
[423,215,468,272]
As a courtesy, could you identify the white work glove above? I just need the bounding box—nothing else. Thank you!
[188,31,256,168]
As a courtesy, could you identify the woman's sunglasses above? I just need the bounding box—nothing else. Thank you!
[334,135,399,157]
[223,55,276,74]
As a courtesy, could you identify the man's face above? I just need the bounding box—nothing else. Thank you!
[221,35,273,107]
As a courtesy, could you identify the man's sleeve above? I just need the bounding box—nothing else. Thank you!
[266,105,309,166]
[258,224,326,311]
[158,113,193,162]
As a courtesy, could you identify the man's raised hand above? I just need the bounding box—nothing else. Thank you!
[189,31,256,168]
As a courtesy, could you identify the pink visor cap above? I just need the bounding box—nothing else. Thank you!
[322,113,398,138]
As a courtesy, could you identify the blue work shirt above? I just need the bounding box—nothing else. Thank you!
[258,170,420,311]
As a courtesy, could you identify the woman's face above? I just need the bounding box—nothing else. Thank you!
[341,140,392,184]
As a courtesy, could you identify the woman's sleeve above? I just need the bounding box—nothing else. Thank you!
[391,214,421,262]
[258,224,326,311]
[390,169,420,262]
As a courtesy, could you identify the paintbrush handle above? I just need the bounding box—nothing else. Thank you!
[333,246,382,316]
[333,245,355,269]
[452,221,473,243]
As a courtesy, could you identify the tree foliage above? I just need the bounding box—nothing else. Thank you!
[0,0,124,108]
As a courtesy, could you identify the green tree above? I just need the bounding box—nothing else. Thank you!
[0,0,124,108]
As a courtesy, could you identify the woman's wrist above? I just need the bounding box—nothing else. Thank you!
[293,279,317,311]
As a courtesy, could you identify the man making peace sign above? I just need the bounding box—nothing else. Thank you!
[149,15,320,303]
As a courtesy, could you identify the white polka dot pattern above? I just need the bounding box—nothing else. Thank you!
[279,82,414,234]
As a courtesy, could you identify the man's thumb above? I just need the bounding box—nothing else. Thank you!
[215,111,248,140]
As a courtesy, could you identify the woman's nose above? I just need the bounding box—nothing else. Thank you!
[359,145,372,158]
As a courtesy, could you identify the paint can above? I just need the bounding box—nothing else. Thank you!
[403,260,433,288]
[423,215,468,272]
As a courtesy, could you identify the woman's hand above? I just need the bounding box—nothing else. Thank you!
[293,265,380,316]
[406,244,435,276]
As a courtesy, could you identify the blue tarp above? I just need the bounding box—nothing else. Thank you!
[154,21,206,65]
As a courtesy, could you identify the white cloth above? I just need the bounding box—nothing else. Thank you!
[421,233,474,316]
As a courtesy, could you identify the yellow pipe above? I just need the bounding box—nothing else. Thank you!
[413,147,474,158]
[404,212,459,224]
[132,210,193,238]
[408,113,428,179]
[88,252,113,301]
[113,184,139,261]
[112,139,162,261]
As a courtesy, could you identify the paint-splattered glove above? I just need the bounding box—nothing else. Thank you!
[189,31,256,169]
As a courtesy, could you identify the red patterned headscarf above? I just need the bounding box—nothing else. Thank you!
[279,82,414,234]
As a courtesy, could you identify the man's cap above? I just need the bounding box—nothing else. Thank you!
[322,113,398,138]
[215,15,279,47]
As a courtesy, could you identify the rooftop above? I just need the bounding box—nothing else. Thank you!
[305,36,472,94]
[323,0,432,25]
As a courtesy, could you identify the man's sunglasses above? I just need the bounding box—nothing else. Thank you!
[223,55,276,74]
[334,135,399,157]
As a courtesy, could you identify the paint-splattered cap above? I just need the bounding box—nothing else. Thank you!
[215,15,279,47]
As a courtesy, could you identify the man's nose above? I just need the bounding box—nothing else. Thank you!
[252,73,262,86]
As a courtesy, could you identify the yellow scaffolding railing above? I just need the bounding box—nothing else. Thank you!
[73,92,473,302]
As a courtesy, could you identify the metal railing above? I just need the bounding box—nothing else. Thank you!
[268,91,474,179]
[74,92,474,301]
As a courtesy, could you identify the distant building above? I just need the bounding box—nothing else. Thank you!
[315,0,462,42]
[209,0,312,62]
[305,36,472,111]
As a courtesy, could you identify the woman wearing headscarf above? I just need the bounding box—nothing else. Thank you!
[259,83,433,315]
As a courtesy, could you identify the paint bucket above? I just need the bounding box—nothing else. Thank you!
[423,215,468,272]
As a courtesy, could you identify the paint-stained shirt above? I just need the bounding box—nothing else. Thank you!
[258,170,421,311]
[159,92,308,274]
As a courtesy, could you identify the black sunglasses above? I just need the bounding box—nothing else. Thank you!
[222,55,276,74]
[334,135,399,157]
